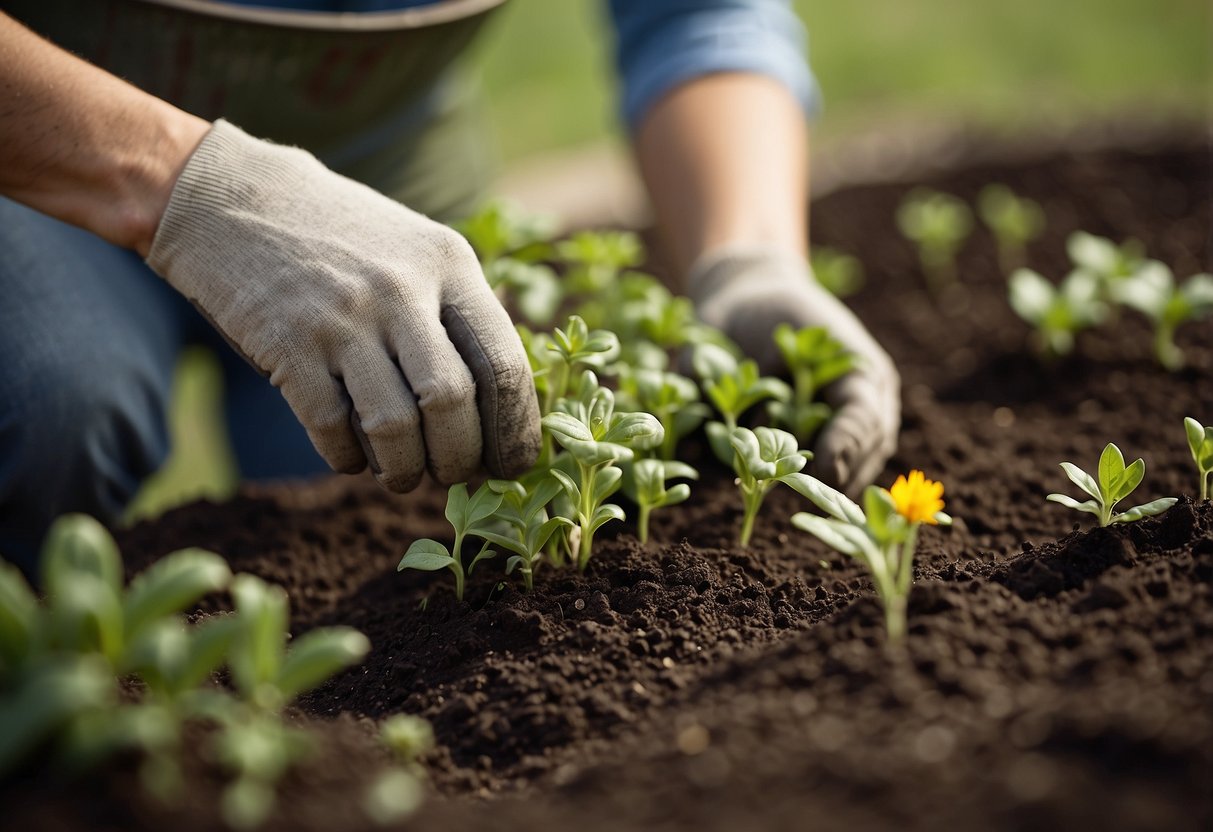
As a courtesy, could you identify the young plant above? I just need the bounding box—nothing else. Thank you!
[1008,267,1107,356]
[977,184,1045,274]
[1046,443,1177,526]
[693,343,791,464]
[556,230,643,296]
[472,477,572,591]
[484,258,563,326]
[1112,261,1213,370]
[766,324,856,445]
[1183,417,1212,500]
[729,427,815,547]
[542,380,664,569]
[1067,231,1145,288]
[810,245,865,298]
[792,470,951,643]
[617,368,711,460]
[398,482,508,601]
[623,459,698,544]
[896,188,973,291]
[543,314,621,414]
[455,199,554,265]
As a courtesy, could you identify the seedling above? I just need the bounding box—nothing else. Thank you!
[810,246,864,298]
[556,230,643,296]
[792,471,951,642]
[693,343,791,464]
[1183,417,1212,500]
[617,368,710,460]
[729,427,815,547]
[543,314,621,414]
[1046,443,1177,526]
[766,324,855,444]
[484,258,563,326]
[1112,261,1213,370]
[977,184,1044,274]
[1008,268,1106,356]
[623,459,698,544]
[455,199,554,265]
[1067,231,1145,288]
[896,189,973,291]
[542,380,664,569]
[472,477,572,591]
[398,482,509,600]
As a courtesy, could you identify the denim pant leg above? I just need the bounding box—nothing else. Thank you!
[0,198,189,572]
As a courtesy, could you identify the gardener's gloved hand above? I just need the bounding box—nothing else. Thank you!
[148,120,541,490]
[689,243,900,494]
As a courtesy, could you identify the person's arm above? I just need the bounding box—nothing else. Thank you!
[609,0,900,493]
[0,13,208,255]
[0,14,540,491]
[635,72,807,278]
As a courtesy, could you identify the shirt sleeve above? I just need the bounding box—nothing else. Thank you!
[607,0,821,131]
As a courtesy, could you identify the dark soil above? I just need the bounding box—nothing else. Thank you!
[6,137,1211,832]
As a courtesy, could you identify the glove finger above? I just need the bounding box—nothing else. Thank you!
[339,345,426,492]
[390,318,482,487]
[275,363,366,476]
[815,372,896,495]
[441,282,541,479]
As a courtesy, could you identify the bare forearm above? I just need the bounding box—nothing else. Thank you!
[0,14,208,255]
[634,73,808,280]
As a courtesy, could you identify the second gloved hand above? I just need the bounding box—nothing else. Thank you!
[689,243,900,495]
[148,120,540,490]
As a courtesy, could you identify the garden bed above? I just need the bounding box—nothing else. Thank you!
[6,135,1211,832]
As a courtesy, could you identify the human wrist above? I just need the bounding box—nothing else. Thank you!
[119,105,209,257]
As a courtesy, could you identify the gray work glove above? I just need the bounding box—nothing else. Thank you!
[148,120,540,490]
[689,243,900,494]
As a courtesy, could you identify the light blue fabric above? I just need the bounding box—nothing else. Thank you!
[220,0,818,128]
[0,198,328,573]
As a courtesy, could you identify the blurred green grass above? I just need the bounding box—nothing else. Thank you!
[128,0,1211,522]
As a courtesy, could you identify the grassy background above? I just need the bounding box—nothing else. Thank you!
[126,0,1211,522]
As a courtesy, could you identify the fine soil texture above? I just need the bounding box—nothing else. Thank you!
[6,135,1211,832]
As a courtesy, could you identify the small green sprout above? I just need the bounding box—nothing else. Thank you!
[544,314,621,414]
[623,459,698,544]
[1046,443,1177,526]
[693,343,791,464]
[473,477,572,591]
[1066,231,1145,289]
[766,324,856,445]
[542,380,664,569]
[484,258,563,326]
[398,482,509,601]
[557,230,643,295]
[1183,417,1212,500]
[380,713,435,772]
[810,246,864,298]
[1008,268,1107,356]
[896,188,973,291]
[455,199,554,265]
[792,470,951,643]
[617,368,710,460]
[729,427,816,547]
[1112,262,1213,370]
[977,184,1044,274]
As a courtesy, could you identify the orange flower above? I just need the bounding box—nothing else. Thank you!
[887,470,945,525]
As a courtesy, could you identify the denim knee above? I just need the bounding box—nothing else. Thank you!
[0,345,173,574]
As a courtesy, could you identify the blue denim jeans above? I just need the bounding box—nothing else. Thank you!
[0,197,328,573]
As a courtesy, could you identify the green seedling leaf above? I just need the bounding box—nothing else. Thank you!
[1111,458,1145,504]
[0,562,38,670]
[276,627,370,702]
[1097,443,1126,496]
[229,575,289,705]
[1059,462,1103,502]
[46,574,124,660]
[398,540,456,572]
[1184,416,1213,499]
[810,246,864,297]
[123,548,231,642]
[1049,445,1174,526]
[1111,497,1179,524]
[1045,493,1102,516]
[790,513,877,561]
[41,514,123,601]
